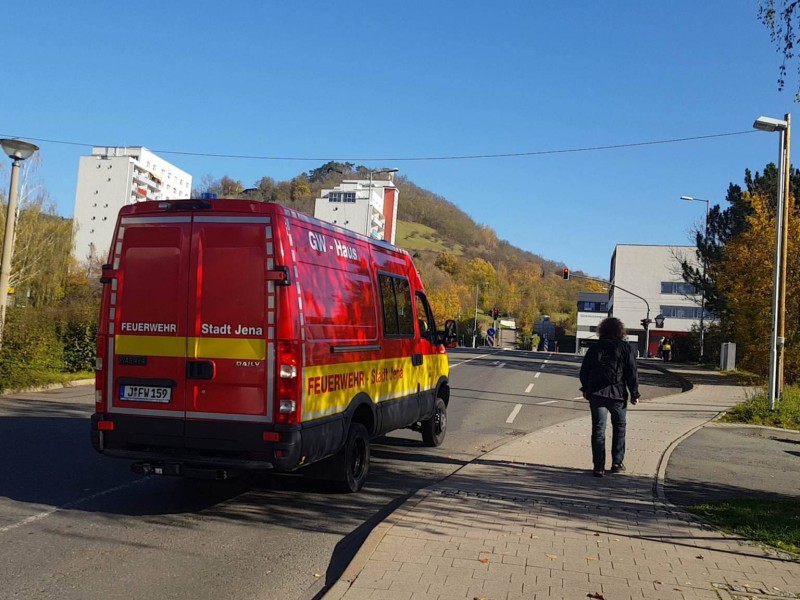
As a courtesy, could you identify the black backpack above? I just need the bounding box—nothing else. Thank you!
[588,340,625,392]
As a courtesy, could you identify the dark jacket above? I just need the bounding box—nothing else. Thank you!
[579,338,640,401]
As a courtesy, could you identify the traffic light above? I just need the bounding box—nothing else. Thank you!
[640,318,651,329]
[492,307,499,319]
[562,267,570,280]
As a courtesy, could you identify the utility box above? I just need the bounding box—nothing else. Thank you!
[720,342,736,371]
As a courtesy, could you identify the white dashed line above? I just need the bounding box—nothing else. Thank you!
[524,383,534,393]
[572,396,584,400]
[0,478,149,534]
[506,403,523,423]
[497,362,506,369]
[534,372,541,378]
[537,400,557,405]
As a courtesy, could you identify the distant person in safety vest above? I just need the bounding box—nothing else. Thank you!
[662,337,672,362]
[579,317,641,478]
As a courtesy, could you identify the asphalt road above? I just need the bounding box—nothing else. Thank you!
[0,349,681,600]
[664,424,800,506]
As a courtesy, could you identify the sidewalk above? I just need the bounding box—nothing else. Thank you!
[325,368,800,600]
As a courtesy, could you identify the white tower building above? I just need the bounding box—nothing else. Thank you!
[314,179,399,244]
[72,146,192,262]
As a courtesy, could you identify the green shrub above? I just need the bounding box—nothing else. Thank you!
[0,306,64,391]
[0,290,99,391]
[721,385,800,430]
[60,320,97,372]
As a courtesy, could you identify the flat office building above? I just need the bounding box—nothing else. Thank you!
[609,244,707,357]
[72,147,192,262]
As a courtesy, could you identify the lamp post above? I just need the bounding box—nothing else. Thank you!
[753,114,791,410]
[0,138,40,351]
[680,195,710,362]
[367,168,398,240]
[472,282,488,348]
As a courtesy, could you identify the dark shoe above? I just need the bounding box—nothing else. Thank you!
[593,469,605,478]
[610,464,626,473]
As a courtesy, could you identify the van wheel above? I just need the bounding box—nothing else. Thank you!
[421,397,447,447]
[333,423,370,493]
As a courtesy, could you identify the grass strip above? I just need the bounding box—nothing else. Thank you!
[689,499,800,555]
[720,385,800,431]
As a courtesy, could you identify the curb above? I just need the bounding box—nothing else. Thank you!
[0,378,94,398]
[653,409,800,561]
[322,489,433,600]
[653,402,723,505]
[645,360,694,392]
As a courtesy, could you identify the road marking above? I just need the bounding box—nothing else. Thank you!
[497,362,506,368]
[0,478,150,534]
[544,359,550,363]
[537,400,558,405]
[534,372,541,378]
[506,403,523,423]
[573,396,584,400]
[449,352,494,368]
[524,383,534,393]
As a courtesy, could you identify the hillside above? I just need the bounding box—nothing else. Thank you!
[197,162,605,341]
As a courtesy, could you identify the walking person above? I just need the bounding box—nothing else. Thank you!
[579,317,641,478]
[662,337,672,362]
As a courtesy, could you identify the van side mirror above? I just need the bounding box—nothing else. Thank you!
[99,263,115,285]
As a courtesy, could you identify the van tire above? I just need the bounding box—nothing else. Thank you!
[421,397,447,447]
[333,422,370,493]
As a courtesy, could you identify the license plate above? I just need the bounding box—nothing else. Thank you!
[119,385,172,403]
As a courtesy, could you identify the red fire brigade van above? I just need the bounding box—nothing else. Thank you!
[91,198,454,492]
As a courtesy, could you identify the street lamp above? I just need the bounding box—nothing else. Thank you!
[472,282,488,348]
[680,195,710,362]
[0,138,40,351]
[753,114,791,410]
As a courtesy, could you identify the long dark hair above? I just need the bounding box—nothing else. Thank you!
[597,317,626,340]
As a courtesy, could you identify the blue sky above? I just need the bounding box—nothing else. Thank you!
[0,1,794,278]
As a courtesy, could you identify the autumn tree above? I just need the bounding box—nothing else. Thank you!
[681,163,800,317]
[0,158,72,308]
[760,0,800,99]
[716,190,800,380]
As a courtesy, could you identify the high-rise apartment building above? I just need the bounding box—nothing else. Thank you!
[314,179,399,244]
[72,146,192,262]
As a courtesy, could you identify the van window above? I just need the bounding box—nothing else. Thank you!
[379,274,414,337]
[415,291,434,340]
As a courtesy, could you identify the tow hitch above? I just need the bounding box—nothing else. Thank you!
[131,462,238,480]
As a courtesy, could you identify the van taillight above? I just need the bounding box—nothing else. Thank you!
[275,341,300,424]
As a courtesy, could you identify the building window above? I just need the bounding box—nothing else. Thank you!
[329,191,356,203]
[578,301,608,312]
[660,305,710,319]
[661,281,698,295]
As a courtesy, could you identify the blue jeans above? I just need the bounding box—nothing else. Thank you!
[588,397,627,470]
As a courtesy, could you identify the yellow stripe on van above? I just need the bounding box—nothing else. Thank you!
[115,335,186,357]
[114,335,265,361]
[302,353,449,421]
[188,337,265,360]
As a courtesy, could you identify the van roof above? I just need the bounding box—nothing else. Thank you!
[119,198,408,256]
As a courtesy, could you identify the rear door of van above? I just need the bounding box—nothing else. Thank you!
[104,206,276,452]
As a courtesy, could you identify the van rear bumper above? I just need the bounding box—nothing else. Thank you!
[91,413,304,472]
